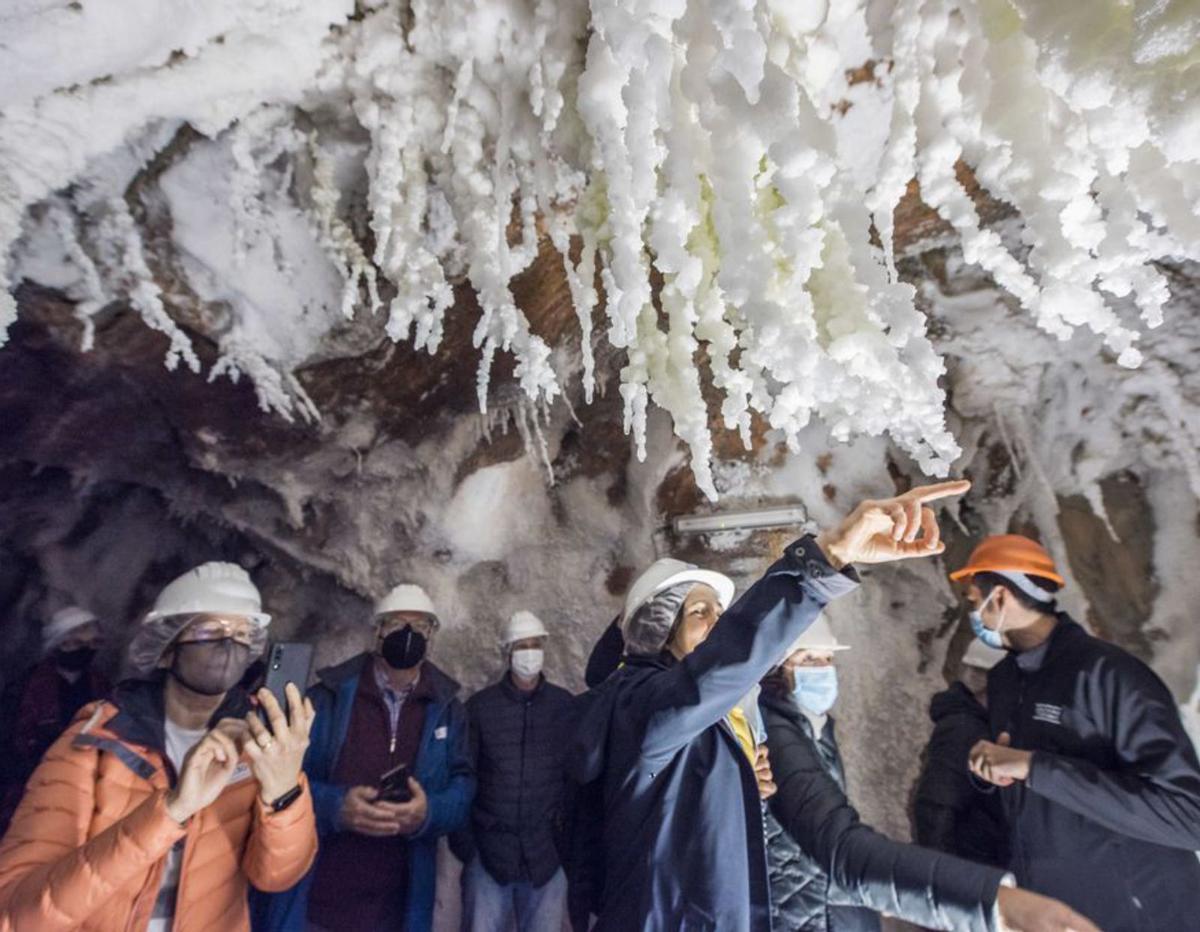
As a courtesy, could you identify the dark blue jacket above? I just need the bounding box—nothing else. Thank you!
[462,675,574,886]
[567,536,859,931]
[251,654,474,932]
[989,617,1200,932]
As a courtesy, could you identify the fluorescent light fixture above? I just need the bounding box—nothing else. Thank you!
[673,505,808,535]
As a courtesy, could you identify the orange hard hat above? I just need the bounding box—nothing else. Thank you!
[949,534,1065,587]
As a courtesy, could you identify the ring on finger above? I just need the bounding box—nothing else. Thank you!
[257,734,275,750]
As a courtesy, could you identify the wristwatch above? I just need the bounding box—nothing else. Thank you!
[269,784,303,812]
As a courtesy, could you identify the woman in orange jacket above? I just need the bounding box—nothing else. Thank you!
[0,562,319,932]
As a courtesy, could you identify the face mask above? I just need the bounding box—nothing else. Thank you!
[970,590,1006,650]
[55,646,97,673]
[511,648,544,679]
[381,627,428,670]
[792,666,838,716]
[170,639,251,696]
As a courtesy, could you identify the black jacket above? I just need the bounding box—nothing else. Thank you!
[988,616,1200,931]
[463,674,573,886]
[912,682,1008,867]
[764,688,1006,932]
[760,693,878,932]
[567,536,860,931]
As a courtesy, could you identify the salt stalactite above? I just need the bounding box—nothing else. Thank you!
[0,0,353,347]
[306,135,382,319]
[85,196,201,373]
[342,0,588,414]
[577,0,961,498]
[873,0,1199,368]
[209,337,321,424]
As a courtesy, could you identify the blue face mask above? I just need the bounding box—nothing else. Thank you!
[792,666,838,716]
[970,590,1006,650]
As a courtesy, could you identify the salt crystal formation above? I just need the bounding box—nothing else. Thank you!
[1,0,1197,498]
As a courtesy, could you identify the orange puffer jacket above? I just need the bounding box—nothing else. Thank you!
[0,679,318,932]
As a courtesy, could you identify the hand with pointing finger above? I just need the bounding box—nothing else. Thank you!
[816,480,972,568]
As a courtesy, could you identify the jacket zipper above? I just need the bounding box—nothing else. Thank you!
[519,698,530,877]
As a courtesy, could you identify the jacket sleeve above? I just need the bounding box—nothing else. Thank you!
[639,538,859,762]
[1026,653,1200,849]
[0,710,187,930]
[412,698,475,840]
[585,617,625,688]
[302,684,348,837]
[767,709,1004,932]
[241,774,319,892]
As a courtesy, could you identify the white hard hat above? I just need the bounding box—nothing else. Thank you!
[787,615,850,653]
[503,610,549,646]
[374,584,438,623]
[962,637,1006,670]
[44,606,99,652]
[622,558,735,626]
[144,562,270,626]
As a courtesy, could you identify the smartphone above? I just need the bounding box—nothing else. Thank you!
[377,762,413,803]
[260,642,314,721]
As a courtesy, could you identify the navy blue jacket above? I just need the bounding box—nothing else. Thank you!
[567,536,859,931]
[988,617,1200,932]
[463,675,573,886]
[251,654,474,932]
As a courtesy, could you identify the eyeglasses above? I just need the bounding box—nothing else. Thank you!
[378,613,437,638]
[176,617,260,648]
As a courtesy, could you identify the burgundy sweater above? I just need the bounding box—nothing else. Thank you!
[308,662,431,931]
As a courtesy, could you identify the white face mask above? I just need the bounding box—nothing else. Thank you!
[511,648,544,679]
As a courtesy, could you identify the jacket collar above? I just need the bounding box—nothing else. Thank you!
[106,673,252,752]
[1013,613,1081,674]
[498,671,545,701]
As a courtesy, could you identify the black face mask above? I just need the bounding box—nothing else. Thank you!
[380,628,428,671]
[55,647,97,673]
[170,639,251,696]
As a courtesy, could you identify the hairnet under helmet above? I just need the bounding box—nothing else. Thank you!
[621,582,694,658]
[126,562,270,676]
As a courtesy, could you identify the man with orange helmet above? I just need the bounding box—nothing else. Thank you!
[954,534,1200,931]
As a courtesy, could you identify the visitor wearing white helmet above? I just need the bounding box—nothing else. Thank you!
[0,561,318,932]
[255,581,473,932]
[458,610,573,932]
[0,605,110,837]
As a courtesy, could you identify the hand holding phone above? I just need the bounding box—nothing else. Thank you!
[260,642,314,721]
[377,763,414,803]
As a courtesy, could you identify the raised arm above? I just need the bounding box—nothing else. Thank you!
[639,481,972,762]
